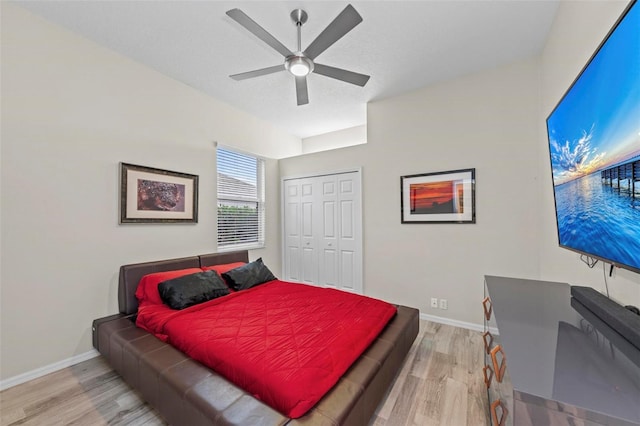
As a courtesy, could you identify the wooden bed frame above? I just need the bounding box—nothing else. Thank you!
[92,251,419,425]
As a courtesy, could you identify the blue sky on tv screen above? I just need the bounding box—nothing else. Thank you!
[547,1,640,186]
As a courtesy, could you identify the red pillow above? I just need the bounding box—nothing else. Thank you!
[135,268,203,305]
[201,262,247,290]
[201,262,246,275]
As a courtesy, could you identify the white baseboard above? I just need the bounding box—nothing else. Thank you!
[419,312,499,335]
[0,349,100,391]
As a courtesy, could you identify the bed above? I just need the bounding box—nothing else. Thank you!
[92,251,419,425]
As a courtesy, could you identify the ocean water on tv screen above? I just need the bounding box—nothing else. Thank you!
[555,170,640,270]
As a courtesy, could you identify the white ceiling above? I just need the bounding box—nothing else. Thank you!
[15,1,559,139]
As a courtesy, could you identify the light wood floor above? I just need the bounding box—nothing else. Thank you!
[1,320,489,426]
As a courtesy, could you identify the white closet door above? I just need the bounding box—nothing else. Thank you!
[299,179,317,285]
[283,171,362,294]
[318,175,339,288]
[283,177,318,285]
[336,172,361,293]
[283,180,302,282]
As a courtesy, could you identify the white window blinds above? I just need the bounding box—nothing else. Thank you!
[217,147,265,249]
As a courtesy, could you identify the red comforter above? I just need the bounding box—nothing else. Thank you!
[136,280,396,418]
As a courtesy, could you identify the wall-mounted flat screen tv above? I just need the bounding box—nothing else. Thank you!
[546,0,640,274]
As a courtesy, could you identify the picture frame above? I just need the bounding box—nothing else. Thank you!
[120,162,199,223]
[401,168,475,224]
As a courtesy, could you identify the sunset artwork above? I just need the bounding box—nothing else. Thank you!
[410,180,463,214]
[401,168,475,223]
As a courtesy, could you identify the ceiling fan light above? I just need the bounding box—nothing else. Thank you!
[290,61,309,76]
[286,55,314,77]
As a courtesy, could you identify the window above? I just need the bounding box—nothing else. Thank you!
[217,147,265,250]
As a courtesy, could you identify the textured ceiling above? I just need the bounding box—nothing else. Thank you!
[15,1,559,139]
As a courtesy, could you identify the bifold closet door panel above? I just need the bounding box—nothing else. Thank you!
[284,178,318,285]
[283,171,362,293]
[336,173,361,293]
[318,175,339,288]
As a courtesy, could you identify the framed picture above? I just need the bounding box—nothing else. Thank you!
[120,162,198,223]
[401,168,475,224]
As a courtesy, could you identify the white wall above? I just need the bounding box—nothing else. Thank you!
[301,125,366,154]
[281,57,542,325]
[0,3,300,381]
[539,0,640,306]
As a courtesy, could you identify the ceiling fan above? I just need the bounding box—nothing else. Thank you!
[226,4,370,106]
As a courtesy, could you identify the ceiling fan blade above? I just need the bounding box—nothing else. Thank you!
[227,9,293,58]
[230,65,285,81]
[295,76,309,105]
[313,63,370,87]
[303,4,362,60]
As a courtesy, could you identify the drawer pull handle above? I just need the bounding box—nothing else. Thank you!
[482,364,494,389]
[482,297,493,321]
[490,398,508,426]
[490,345,507,383]
[482,331,494,354]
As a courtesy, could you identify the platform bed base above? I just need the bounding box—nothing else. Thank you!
[92,251,419,425]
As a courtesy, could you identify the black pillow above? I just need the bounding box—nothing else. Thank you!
[158,270,230,310]
[222,258,276,291]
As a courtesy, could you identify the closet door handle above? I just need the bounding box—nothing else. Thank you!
[490,399,508,426]
[482,297,493,321]
[482,331,494,354]
[490,345,507,383]
[482,364,494,389]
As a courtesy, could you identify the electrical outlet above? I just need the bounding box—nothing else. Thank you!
[431,298,438,308]
[439,299,448,310]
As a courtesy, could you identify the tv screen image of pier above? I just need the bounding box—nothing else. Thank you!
[546,1,640,272]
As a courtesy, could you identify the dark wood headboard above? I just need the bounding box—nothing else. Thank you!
[199,250,249,268]
[118,251,249,315]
